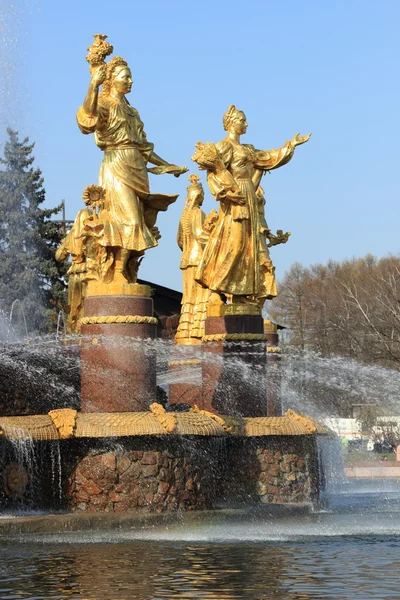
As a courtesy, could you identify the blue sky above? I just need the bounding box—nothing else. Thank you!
[1,0,400,291]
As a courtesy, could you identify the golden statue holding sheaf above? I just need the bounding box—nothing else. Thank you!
[56,184,116,332]
[56,34,187,331]
[74,34,187,285]
[192,105,310,308]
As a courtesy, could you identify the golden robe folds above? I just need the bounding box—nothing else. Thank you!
[175,178,211,343]
[77,98,159,253]
[194,139,295,299]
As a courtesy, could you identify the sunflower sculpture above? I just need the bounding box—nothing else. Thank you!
[82,184,107,211]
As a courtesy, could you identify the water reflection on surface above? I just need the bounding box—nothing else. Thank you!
[1,536,400,599]
[2,481,400,600]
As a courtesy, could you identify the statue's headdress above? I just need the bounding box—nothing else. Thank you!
[223,104,239,131]
[186,174,203,205]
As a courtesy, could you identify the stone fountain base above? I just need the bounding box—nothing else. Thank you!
[0,409,330,513]
[64,436,319,513]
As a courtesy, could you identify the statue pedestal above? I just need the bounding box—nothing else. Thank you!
[200,305,268,417]
[265,320,282,416]
[80,282,157,413]
[168,343,202,409]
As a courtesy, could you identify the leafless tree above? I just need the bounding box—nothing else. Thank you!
[269,254,400,369]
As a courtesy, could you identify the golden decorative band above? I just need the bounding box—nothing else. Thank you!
[86,281,152,298]
[285,408,316,433]
[267,346,281,353]
[223,304,261,316]
[207,304,261,318]
[169,359,202,367]
[80,315,158,325]
[191,405,232,433]
[202,333,267,342]
[263,319,278,333]
[175,338,202,346]
[150,402,177,433]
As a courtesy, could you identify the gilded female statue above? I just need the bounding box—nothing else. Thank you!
[76,50,187,283]
[255,185,278,305]
[56,184,115,332]
[175,175,217,344]
[56,208,90,333]
[192,105,310,306]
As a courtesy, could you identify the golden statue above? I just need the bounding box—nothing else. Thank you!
[56,185,110,332]
[254,185,291,306]
[192,104,310,307]
[175,175,217,344]
[76,34,187,285]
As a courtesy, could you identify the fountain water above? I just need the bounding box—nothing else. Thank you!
[8,299,29,342]
[1,332,400,598]
[3,332,400,512]
[55,310,67,342]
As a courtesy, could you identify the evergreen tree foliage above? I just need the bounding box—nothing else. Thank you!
[0,128,67,334]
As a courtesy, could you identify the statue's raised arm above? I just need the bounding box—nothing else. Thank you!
[74,34,187,286]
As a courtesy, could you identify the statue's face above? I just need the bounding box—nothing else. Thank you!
[112,67,133,95]
[196,192,204,207]
[231,111,248,135]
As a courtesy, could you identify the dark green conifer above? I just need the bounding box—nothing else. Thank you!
[0,128,67,335]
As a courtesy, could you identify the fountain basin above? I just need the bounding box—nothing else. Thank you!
[0,408,331,514]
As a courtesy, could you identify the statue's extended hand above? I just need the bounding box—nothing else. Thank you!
[91,65,107,88]
[172,165,189,178]
[147,165,188,177]
[291,132,312,147]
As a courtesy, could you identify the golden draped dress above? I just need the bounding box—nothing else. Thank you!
[77,96,174,253]
[194,139,295,298]
[55,208,92,333]
[175,205,210,342]
[256,189,277,301]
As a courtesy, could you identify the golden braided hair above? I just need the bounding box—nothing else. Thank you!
[223,104,239,131]
[101,56,129,96]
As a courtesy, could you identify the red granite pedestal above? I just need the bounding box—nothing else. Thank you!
[168,344,202,409]
[265,320,282,417]
[200,307,268,417]
[80,284,157,413]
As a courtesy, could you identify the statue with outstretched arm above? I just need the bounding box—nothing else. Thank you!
[192,104,310,307]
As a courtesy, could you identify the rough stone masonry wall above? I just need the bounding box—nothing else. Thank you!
[224,436,321,506]
[64,438,219,513]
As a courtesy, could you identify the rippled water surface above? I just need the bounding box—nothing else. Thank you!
[2,480,400,599]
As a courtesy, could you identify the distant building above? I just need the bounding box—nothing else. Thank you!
[138,279,181,339]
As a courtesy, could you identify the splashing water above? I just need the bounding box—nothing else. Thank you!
[49,440,63,504]
[2,335,400,419]
[280,348,400,419]
[55,311,67,342]
[2,334,400,515]
[8,299,29,341]
[0,336,80,415]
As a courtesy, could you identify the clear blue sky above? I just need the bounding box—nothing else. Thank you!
[1,0,399,291]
